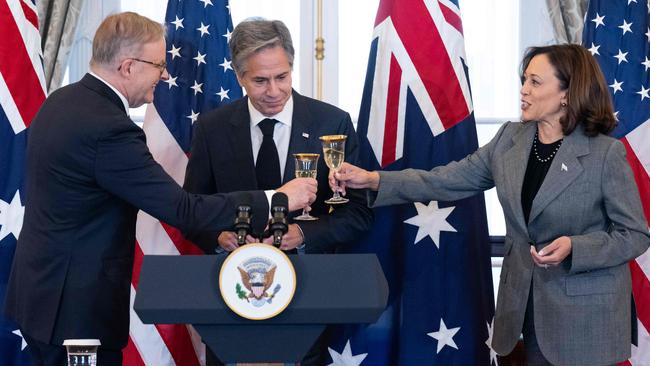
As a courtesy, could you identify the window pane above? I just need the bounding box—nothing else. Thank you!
[459,0,520,120]
[230,0,301,92]
[477,122,506,236]
[337,0,380,119]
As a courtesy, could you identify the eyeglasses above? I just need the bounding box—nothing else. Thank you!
[119,58,167,75]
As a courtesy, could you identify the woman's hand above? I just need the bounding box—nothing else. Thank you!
[328,162,381,195]
[530,236,572,268]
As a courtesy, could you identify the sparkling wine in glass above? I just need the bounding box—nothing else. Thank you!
[319,135,349,204]
[293,153,319,221]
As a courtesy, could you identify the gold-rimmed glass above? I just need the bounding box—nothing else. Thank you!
[293,153,320,221]
[319,135,349,204]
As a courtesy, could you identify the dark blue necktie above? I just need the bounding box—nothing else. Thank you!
[255,118,282,189]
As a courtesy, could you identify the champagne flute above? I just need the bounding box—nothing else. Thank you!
[293,153,320,221]
[319,135,349,204]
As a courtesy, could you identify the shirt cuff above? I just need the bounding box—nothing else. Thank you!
[295,224,306,253]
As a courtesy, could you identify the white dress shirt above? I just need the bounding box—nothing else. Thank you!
[248,96,293,181]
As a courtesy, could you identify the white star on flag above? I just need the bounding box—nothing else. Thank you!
[190,81,203,95]
[327,340,367,366]
[628,0,638,4]
[637,85,650,101]
[485,319,498,365]
[588,43,600,55]
[219,58,233,72]
[164,75,178,89]
[614,49,629,64]
[646,27,650,41]
[187,110,200,124]
[0,190,24,241]
[171,16,184,30]
[216,87,230,101]
[609,79,624,94]
[642,57,650,71]
[199,0,213,8]
[619,20,634,35]
[428,319,461,354]
[11,329,27,351]
[197,22,210,37]
[223,28,233,42]
[194,51,207,66]
[591,13,605,28]
[168,44,181,60]
[404,201,457,248]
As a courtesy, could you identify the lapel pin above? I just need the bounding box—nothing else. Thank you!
[561,163,568,171]
[302,132,309,138]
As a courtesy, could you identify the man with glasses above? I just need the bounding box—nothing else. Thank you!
[4,12,317,366]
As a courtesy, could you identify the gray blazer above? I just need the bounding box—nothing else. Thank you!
[372,121,649,366]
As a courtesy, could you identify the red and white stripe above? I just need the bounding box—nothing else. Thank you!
[622,118,650,366]
[0,0,46,134]
[125,106,205,366]
[367,0,472,167]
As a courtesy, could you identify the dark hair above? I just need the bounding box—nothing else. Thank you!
[521,44,616,136]
[229,18,294,76]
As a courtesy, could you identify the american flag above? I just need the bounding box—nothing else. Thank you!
[123,1,241,365]
[0,0,45,365]
[328,0,495,364]
[582,1,650,365]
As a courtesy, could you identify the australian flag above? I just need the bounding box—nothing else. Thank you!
[0,0,46,365]
[582,1,650,365]
[328,0,495,365]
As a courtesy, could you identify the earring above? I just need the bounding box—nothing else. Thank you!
[561,102,567,107]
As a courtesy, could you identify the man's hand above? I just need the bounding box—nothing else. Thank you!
[530,236,572,268]
[329,162,380,195]
[218,231,239,252]
[277,178,317,212]
[260,224,304,251]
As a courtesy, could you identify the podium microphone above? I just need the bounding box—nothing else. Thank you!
[234,197,252,245]
[269,192,289,247]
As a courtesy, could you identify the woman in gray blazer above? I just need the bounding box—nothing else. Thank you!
[331,44,650,366]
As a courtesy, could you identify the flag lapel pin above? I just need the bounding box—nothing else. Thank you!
[561,163,568,171]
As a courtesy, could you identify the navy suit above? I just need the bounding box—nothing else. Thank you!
[4,74,268,351]
[184,91,373,254]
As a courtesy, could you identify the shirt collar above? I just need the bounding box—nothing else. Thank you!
[248,95,293,128]
[89,71,130,116]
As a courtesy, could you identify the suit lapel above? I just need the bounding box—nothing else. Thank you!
[226,98,258,188]
[284,92,315,184]
[528,128,588,224]
[502,122,536,231]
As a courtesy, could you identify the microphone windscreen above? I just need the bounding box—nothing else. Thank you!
[271,192,288,209]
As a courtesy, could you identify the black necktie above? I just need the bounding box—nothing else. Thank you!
[256,118,282,189]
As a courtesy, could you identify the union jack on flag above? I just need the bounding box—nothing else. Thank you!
[123,0,241,365]
[582,1,650,365]
[0,0,45,365]
[329,0,495,365]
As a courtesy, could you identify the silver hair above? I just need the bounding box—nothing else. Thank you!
[229,17,294,76]
[91,12,164,67]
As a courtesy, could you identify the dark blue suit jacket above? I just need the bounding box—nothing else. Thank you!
[4,74,268,349]
[183,91,373,254]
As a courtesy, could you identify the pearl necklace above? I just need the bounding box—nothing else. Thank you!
[533,132,563,163]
